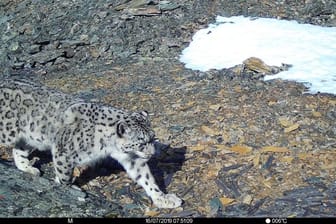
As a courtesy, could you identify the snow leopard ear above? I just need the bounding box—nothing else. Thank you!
[140,110,149,117]
[117,121,132,138]
[117,122,126,138]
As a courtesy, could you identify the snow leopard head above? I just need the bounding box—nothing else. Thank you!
[115,111,156,160]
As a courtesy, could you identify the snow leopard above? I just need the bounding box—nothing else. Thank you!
[0,78,182,208]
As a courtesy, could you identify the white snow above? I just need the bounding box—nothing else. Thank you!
[180,16,336,95]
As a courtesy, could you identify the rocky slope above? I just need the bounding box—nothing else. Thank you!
[1,0,336,217]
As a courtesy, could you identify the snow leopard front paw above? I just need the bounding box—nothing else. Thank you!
[26,167,41,176]
[153,193,182,208]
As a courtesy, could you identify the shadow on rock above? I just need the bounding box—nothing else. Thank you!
[149,141,187,193]
[75,141,187,195]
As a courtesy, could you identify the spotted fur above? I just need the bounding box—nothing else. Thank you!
[0,78,182,208]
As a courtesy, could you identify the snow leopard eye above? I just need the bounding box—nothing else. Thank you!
[139,143,145,152]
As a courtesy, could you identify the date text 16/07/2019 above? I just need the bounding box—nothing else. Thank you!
[146,218,193,224]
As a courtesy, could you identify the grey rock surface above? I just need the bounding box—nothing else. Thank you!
[0,161,123,217]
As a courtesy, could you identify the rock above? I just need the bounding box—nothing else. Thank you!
[9,42,20,52]
[242,195,253,205]
[12,62,25,69]
[114,0,153,11]
[284,124,300,133]
[30,49,65,64]
[229,145,253,155]
[159,1,180,11]
[278,117,293,127]
[0,162,123,217]
[28,44,41,54]
[59,40,89,48]
[125,7,161,16]
[243,57,291,75]
[64,48,75,58]
[89,47,101,58]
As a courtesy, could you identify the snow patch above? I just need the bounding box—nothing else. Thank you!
[180,16,336,95]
